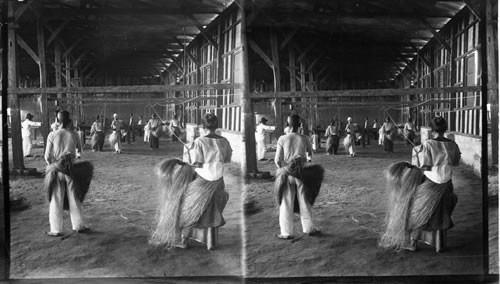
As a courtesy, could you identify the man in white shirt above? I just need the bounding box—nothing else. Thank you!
[274,114,320,239]
[44,110,88,236]
[21,113,41,157]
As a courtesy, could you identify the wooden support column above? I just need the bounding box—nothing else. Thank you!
[1,0,9,269]
[55,42,62,103]
[239,1,257,174]
[37,18,49,148]
[485,0,498,164]
[65,55,72,120]
[217,22,224,126]
[8,1,24,169]
[270,28,282,135]
[288,46,296,109]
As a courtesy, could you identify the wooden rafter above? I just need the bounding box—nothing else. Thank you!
[63,38,83,58]
[46,20,71,46]
[420,18,452,52]
[279,27,300,50]
[186,14,219,50]
[15,1,33,20]
[16,35,40,64]
[248,39,273,69]
[297,42,316,63]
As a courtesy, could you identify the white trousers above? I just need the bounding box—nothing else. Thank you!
[49,172,85,233]
[344,135,356,155]
[279,175,315,236]
[22,137,33,156]
[144,129,150,143]
[256,140,267,160]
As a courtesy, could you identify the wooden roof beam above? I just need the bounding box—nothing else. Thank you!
[46,20,71,46]
[419,18,452,52]
[248,39,273,69]
[15,1,33,20]
[172,38,198,64]
[37,7,222,18]
[297,42,316,63]
[63,38,83,58]
[17,35,40,64]
[187,14,219,50]
[408,42,431,67]
[279,27,300,50]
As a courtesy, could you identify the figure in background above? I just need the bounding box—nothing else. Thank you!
[380,116,460,252]
[144,119,151,144]
[148,113,162,150]
[127,113,135,144]
[324,119,339,155]
[137,115,144,138]
[90,115,105,152]
[311,130,319,153]
[372,119,379,142]
[274,114,323,239]
[151,113,232,250]
[169,114,183,143]
[343,117,356,158]
[382,117,395,153]
[109,113,123,154]
[361,116,370,147]
[21,113,41,157]
[51,110,61,132]
[44,110,93,236]
[255,117,275,161]
[404,117,416,146]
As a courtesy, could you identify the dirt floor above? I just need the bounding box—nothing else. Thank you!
[8,136,243,278]
[244,139,491,277]
[3,134,498,281]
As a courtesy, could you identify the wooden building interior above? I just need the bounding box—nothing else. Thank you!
[2,0,498,174]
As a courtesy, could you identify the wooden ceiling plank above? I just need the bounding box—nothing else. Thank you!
[248,39,273,69]
[187,14,219,50]
[16,35,40,64]
[38,7,222,18]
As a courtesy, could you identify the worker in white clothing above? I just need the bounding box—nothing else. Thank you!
[21,113,41,157]
[255,117,275,161]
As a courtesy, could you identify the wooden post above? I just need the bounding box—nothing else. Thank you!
[270,28,282,135]
[239,1,257,174]
[37,18,49,148]
[288,46,296,105]
[55,42,62,105]
[8,1,24,170]
[486,0,498,164]
[2,1,11,269]
[65,55,72,122]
